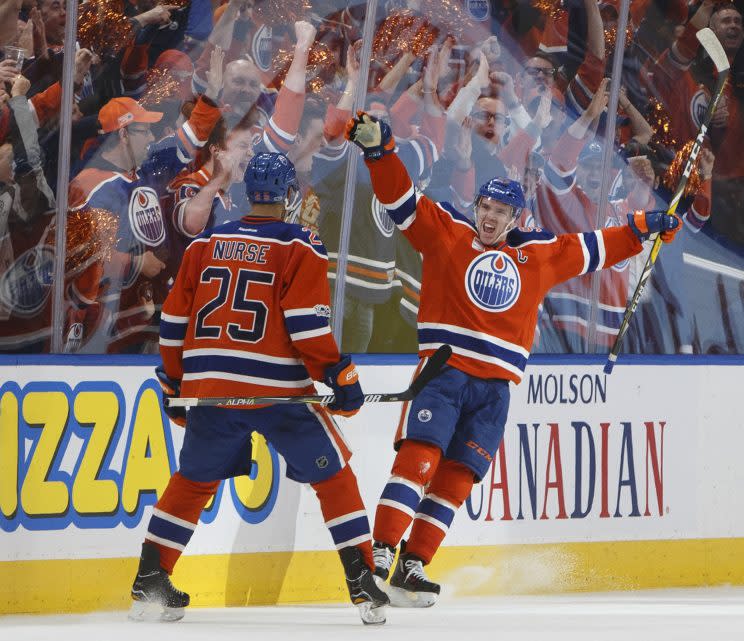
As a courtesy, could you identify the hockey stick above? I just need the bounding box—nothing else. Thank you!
[603,28,729,375]
[166,344,452,408]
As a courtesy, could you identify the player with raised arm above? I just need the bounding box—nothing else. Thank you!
[345,112,681,607]
[129,152,389,625]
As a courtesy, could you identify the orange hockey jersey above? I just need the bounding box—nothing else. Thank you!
[159,215,341,400]
[366,153,643,383]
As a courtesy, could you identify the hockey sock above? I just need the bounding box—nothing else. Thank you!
[373,439,441,548]
[312,465,374,570]
[406,458,475,564]
[144,472,220,574]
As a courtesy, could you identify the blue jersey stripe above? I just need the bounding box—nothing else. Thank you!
[284,314,329,335]
[380,482,421,512]
[160,320,188,340]
[417,498,455,528]
[328,514,370,546]
[386,191,417,225]
[547,295,624,329]
[148,515,193,547]
[183,354,310,381]
[582,232,600,273]
[437,201,477,228]
[417,327,528,371]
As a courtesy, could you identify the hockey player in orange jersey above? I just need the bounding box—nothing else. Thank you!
[346,112,682,607]
[129,153,389,625]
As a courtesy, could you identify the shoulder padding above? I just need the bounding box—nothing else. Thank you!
[507,226,557,248]
[436,201,476,228]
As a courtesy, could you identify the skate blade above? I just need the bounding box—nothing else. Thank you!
[128,599,185,622]
[384,584,438,608]
[357,601,386,625]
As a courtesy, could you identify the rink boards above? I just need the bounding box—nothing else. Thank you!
[1,355,743,614]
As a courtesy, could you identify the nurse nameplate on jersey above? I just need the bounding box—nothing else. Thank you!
[465,251,521,312]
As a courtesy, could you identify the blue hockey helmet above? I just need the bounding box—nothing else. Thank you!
[477,177,526,215]
[244,152,299,204]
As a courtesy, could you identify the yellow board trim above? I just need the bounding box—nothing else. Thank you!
[3,538,744,615]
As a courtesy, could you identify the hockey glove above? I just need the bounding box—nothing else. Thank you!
[627,210,681,243]
[156,365,187,427]
[345,111,395,161]
[324,355,364,417]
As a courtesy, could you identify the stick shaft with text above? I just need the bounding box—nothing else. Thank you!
[167,344,452,408]
[604,28,729,375]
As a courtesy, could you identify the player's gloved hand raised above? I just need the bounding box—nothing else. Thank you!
[627,210,681,243]
[324,355,364,417]
[345,111,395,161]
[156,365,186,427]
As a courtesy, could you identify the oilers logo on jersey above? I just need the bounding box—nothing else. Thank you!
[129,187,165,246]
[252,25,273,72]
[466,0,490,21]
[371,195,396,238]
[690,88,709,129]
[0,245,54,317]
[465,251,521,312]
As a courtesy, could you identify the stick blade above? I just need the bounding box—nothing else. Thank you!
[408,344,452,398]
[697,27,729,72]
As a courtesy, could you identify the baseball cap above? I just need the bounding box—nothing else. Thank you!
[98,97,163,134]
[153,49,194,75]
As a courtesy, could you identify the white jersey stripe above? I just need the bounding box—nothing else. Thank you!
[152,508,197,531]
[417,321,530,357]
[159,338,184,347]
[183,348,303,365]
[413,513,449,533]
[389,475,424,494]
[161,312,189,324]
[290,326,332,341]
[578,233,591,275]
[596,230,607,270]
[145,534,185,551]
[182,371,312,387]
[418,342,524,378]
[284,307,320,317]
[325,510,368,528]
[379,498,416,518]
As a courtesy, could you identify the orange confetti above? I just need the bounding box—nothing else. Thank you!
[663,140,703,197]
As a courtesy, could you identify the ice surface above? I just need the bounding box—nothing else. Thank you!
[1,588,743,641]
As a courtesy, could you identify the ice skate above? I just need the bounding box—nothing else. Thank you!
[372,541,396,583]
[387,540,440,608]
[339,546,390,625]
[129,543,190,622]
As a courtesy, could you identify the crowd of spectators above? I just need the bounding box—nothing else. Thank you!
[0,0,742,355]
